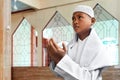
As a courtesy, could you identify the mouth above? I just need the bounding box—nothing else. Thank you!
[74,26,79,30]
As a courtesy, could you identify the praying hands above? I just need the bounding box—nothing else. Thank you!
[46,38,67,64]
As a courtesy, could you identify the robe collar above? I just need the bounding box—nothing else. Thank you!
[68,28,115,70]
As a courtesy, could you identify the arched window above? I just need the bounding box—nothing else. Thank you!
[12,18,38,66]
[42,11,74,66]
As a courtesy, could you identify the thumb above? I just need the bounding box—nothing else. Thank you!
[62,42,67,52]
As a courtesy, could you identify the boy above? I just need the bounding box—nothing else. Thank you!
[47,5,114,80]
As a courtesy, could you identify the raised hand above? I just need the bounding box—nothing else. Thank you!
[46,38,67,64]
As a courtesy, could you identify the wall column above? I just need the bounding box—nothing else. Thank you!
[0,0,4,79]
[0,0,11,80]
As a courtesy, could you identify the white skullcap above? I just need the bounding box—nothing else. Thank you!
[73,5,94,17]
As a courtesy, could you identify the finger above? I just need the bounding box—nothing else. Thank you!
[46,43,51,54]
[46,43,54,58]
[49,39,57,52]
[47,41,53,53]
[62,42,67,52]
[46,40,51,51]
[51,38,59,49]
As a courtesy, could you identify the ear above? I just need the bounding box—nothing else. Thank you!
[91,18,96,25]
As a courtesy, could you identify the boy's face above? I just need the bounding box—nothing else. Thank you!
[72,12,95,34]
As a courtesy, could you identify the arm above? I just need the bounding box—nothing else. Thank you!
[54,54,103,80]
[47,39,102,80]
[49,60,63,78]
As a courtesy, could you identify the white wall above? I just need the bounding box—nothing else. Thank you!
[11,0,120,66]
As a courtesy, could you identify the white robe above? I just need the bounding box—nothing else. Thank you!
[50,28,115,80]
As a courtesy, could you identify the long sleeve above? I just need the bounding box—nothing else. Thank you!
[49,60,62,77]
[49,29,113,80]
[50,54,102,80]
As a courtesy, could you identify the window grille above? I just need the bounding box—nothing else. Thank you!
[42,11,74,66]
[12,18,38,66]
[93,4,119,65]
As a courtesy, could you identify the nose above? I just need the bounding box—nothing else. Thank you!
[73,19,78,25]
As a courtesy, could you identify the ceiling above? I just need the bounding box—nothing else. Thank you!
[11,0,89,13]
[11,0,34,13]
